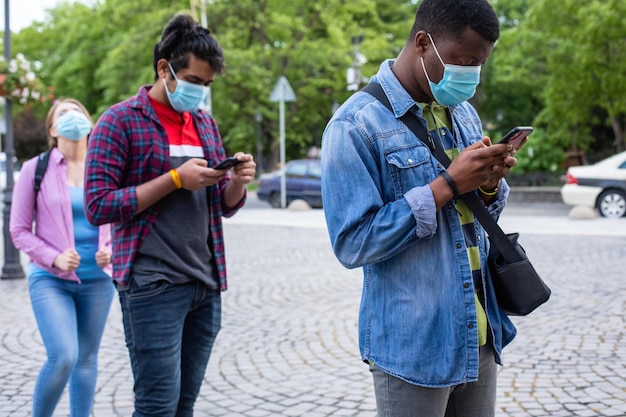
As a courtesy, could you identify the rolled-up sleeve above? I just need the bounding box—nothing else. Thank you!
[404,185,438,238]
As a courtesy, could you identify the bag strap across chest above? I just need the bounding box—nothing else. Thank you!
[361,82,521,263]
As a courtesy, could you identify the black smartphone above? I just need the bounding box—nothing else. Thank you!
[213,157,241,170]
[498,126,533,148]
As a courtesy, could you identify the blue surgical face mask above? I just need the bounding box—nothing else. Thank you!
[420,33,481,106]
[55,110,92,141]
[164,63,210,113]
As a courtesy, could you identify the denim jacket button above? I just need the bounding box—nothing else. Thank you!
[464,283,470,289]
[456,243,462,249]
[468,323,474,329]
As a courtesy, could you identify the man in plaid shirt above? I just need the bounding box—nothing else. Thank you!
[84,14,256,416]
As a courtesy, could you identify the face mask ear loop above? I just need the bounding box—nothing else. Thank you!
[167,63,180,81]
[164,62,178,97]
[426,33,446,67]
[420,57,433,84]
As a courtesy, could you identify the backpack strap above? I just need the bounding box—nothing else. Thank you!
[34,150,51,192]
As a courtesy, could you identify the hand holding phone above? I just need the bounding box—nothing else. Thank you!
[498,126,533,148]
[213,157,241,170]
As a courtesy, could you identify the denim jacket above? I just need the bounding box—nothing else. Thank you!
[321,60,517,387]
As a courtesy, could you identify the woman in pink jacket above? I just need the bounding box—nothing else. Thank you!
[10,98,114,417]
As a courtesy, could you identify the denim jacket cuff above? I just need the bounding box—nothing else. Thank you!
[404,185,437,237]
[487,179,510,217]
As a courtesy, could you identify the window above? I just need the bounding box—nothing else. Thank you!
[308,162,321,179]
[286,161,307,178]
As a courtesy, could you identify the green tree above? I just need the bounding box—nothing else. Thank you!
[11,0,416,169]
[14,2,107,112]
[483,0,626,174]
[9,0,626,173]
[206,0,414,169]
[13,0,181,115]
[532,0,625,152]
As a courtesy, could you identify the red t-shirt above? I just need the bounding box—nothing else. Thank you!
[149,96,203,157]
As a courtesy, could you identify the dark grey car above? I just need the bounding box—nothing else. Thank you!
[257,159,322,208]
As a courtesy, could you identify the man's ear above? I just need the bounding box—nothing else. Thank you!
[414,31,430,55]
[157,59,171,79]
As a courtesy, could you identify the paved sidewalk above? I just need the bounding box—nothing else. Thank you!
[1,208,625,416]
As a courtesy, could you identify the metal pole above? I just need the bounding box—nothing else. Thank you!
[269,76,294,209]
[2,0,25,279]
[200,0,207,26]
[279,99,286,209]
[255,111,263,176]
[351,34,364,90]
[352,39,360,90]
[200,0,212,114]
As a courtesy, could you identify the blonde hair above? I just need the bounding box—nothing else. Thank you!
[45,98,93,149]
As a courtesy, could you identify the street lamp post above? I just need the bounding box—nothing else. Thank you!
[200,0,211,113]
[2,0,25,279]
[199,0,216,114]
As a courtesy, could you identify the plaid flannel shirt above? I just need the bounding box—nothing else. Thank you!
[84,85,244,289]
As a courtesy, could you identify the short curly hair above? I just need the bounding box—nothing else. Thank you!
[407,0,500,44]
[152,14,225,80]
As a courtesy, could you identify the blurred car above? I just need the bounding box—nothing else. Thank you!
[257,159,322,208]
[560,150,626,218]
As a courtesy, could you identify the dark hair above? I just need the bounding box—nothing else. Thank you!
[153,14,225,80]
[407,0,500,44]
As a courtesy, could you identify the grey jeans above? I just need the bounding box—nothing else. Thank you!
[370,344,497,417]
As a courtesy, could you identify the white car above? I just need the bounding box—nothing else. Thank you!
[560,150,626,218]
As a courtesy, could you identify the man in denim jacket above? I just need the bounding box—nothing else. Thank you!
[321,1,518,416]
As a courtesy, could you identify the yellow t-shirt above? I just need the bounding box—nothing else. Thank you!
[419,103,488,346]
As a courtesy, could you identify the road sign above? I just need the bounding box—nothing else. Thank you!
[269,76,296,208]
[269,76,296,103]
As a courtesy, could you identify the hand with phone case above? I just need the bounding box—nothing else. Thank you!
[472,126,533,198]
[498,126,533,149]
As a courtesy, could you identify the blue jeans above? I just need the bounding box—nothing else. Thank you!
[119,279,222,417]
[371,344,497,417]
[29,275,115,417]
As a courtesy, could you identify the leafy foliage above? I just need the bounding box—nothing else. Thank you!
[9,0,415,167]
[482,0,626,173]
[5,0,625,177]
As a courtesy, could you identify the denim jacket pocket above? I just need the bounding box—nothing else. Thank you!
[385,144,434,199]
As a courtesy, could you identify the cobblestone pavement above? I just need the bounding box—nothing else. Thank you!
[1,208,625,417]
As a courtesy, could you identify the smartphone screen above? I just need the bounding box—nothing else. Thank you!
[498,126,533,148]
